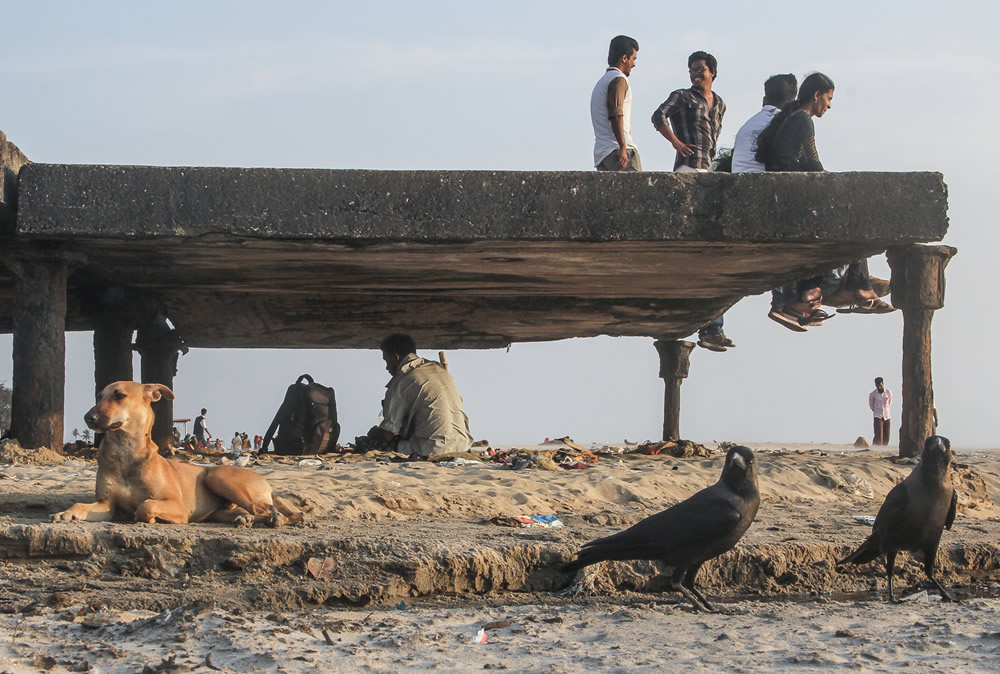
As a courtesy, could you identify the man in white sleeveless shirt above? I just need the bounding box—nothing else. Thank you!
[591,35,641,171]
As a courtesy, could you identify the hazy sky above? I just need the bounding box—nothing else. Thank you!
[2,1,998,447]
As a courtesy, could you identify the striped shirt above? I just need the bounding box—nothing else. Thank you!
[651,87,726,170]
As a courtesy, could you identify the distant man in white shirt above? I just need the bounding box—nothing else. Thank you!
[591,35,641,171]
[731,73,797,173]
[869,377,893,446]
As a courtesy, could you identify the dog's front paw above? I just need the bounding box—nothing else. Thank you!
[233,513,254,528]
[52,506,87,522]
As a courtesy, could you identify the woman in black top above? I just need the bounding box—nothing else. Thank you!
[756,72,833,171]
[757,74,892,328]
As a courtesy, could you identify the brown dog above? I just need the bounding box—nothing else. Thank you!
[53,381,301,527]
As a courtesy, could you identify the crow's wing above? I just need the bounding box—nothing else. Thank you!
[945,489,958,530]
[839,481,909,566]
[578,486,742,563]
[871,481,909,540]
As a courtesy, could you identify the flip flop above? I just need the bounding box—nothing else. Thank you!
[767,308,809,332]
[802,308,836,325]
[837,299,896,314]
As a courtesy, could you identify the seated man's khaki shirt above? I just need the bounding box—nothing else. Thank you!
[379,354,473,457]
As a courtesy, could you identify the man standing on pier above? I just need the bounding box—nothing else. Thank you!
[591,35,641,171]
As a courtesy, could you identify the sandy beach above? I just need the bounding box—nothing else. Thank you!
[1,439,998,672]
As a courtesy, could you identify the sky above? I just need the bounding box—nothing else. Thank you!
[1,1,998,448]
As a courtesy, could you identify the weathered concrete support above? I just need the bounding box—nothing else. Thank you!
[133,314,188,450]
[654,340,695,441]
[93,313,135,394]
[2,253,71,450]
[90,316,135,452]
[887,244,957,458]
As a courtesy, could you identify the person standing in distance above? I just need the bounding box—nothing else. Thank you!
[869,377,893,446]
[591,35,641,171]
[193,408,211,448]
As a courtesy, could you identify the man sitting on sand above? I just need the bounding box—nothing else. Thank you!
[360,333,473,458]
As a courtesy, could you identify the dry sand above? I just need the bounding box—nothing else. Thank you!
[1,440,999,672]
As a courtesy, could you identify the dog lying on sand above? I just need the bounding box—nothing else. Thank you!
[53,381,301,527]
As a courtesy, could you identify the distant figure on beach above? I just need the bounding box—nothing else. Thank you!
[651,51,732,353]
[193,408,211,447]
[869,377,893,446]
[591,35,641,172]
[361,333,473,458]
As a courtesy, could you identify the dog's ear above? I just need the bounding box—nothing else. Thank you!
[144,383,176,402]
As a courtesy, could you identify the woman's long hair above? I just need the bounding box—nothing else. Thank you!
[755,72,835,164]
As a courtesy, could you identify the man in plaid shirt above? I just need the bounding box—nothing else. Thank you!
[651,50,726,172]
[651,51,731,351]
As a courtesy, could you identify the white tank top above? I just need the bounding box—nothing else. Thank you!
[591,68,634,166]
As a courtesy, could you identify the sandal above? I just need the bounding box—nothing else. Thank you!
[801,308,836,325]
[836,299,895,315]
[767,307,810,332]
[778,306,834,327]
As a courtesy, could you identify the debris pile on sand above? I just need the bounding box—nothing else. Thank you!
[0,438,65,466]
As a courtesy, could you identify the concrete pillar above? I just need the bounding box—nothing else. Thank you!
[653,339,695,441]
[94,313,135,394]
[3,254,71,450]
[886,244,957,458]
[133,314,188,450]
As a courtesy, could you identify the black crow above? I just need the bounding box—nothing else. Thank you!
[838,435,958,601]
[561,445,759,611]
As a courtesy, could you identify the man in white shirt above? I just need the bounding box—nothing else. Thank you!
[730,74,811,331]
[591,35,641,171]
[868,377,893,446]
[731,73,797,172]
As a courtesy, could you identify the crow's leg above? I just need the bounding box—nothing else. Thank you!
[924,546,956,602]
[683,564,715,612]
[668,566,709,612]
[885,551,898,603]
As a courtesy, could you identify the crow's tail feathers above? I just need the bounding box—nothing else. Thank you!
[838,538,880,566]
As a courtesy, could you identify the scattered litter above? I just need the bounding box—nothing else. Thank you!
[439,457,485,468]
[469,628,487,644]
[396,600,408,611]
[636,439,714,458]
[852,516,876,526]
[488,515,565,528]
[234,455,254,467]
[298,459,323,467]
[561,461,593,469]
[899,590,941,602]
[306,557,336,579]
[482,620,513,630]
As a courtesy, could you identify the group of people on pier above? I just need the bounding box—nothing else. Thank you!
[591,36,895,354]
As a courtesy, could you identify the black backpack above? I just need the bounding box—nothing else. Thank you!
[262,374,340,455]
